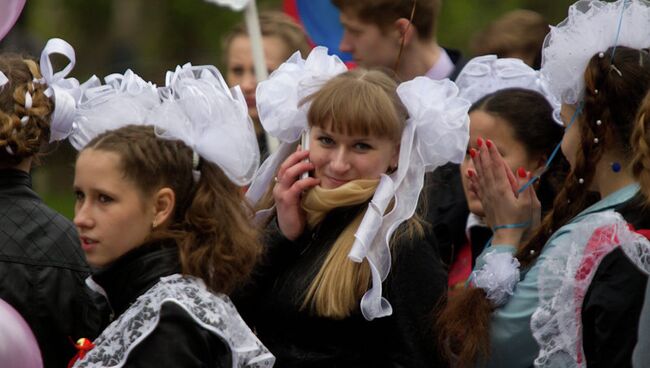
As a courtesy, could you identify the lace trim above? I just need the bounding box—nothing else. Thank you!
[73,274,275,368]
[531,211,650,367]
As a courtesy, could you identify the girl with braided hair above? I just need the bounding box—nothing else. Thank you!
[69,65,274,367]
[0,40,105,368]
[437,1,650,367]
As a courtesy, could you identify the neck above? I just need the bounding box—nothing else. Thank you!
[397,39,440,81]
[593,156,636,198]
[0,158,33,173]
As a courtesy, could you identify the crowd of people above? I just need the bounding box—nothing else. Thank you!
[1,0,650,367]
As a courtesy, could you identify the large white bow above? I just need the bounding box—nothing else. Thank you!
[70,69,158,150]
[150,63,259,186]
[456,55,558,109]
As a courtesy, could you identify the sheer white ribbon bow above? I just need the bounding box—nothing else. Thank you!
[35,38,84,142]
[70,69,158,150]
[149,63,259,186]
[246,46,347,215]
[351,77,470,320]
[456,55,559,111]
[541,0,650,104]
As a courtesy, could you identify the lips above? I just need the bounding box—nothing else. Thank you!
[325,176,350,188]
[80,236,98,252]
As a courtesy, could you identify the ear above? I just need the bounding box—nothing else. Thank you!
[394,18,415,45]
[390,143,400,169]
[151,187,175,229]
[531,155,548,176]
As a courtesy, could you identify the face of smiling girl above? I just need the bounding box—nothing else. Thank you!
[308,124,399,189]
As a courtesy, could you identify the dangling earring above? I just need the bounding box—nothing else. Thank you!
[611,162,622,173]
[151,220,157,230]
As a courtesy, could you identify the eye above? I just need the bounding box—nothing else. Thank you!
[317,136,335,146]
[230,66,244,76]
[353,142,372,151]
[98,194,113,204]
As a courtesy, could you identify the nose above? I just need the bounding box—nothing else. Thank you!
[329,147,351,174]
[339,31,353,53]
[73,202,94,230]
[240,71,257,95]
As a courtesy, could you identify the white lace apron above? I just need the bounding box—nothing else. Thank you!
[531,211,650,367]
[73,274,275,368]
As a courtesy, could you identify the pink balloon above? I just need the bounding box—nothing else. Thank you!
[0,0,26,42]
[0,298,43,368]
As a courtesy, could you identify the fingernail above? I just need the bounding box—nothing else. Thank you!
[469,148,477,158]
[486,139,493,149]
[467,169,474,177]
[477,137,483,147]
[517,167,527,178]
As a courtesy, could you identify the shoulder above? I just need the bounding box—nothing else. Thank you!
[74,275,274,368]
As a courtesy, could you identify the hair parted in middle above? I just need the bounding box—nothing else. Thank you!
[332,0,440,41]
[83,125,262,295]
[437,46,650,367]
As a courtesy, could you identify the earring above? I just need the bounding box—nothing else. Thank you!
[611,162,622,173]
[151,220,157,230]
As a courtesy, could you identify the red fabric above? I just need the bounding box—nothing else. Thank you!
[448,240,472,290]
[67,338,95,368]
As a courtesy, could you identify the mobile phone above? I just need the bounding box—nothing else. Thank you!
[300,128,310,180]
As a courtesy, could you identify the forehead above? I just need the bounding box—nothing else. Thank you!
[468,110,515,142]
[227,35,289,69]
[75,149,127,188]
[340,10,379,31]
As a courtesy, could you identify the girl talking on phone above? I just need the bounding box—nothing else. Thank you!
[236,47,470,367]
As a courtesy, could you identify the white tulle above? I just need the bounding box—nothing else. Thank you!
[455,55,559,109]
[70,64,259,186]
[471,251,521,307]
[203,0,251,11]
[247,46,470,320]
[531,211,650,367]
[540,0,650,104]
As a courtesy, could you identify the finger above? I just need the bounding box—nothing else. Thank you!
[486,139,511,193]
[286,177,320,197]
[505,165,519,194]
[280,161,314,185]
[277,150,311,179]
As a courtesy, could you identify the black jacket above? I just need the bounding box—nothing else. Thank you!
[0,169,104,368]
[234,204,448,368]
[89,243,231,367]
[423,163,470,266]
[581,194,650,368]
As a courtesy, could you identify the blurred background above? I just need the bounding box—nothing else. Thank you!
[0,0,575,219]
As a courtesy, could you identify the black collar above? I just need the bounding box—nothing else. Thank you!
[91,241,181,317]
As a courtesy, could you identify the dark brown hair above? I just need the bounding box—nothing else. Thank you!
[0,54,53,166]
[332,0,440,41]
[84,125,262,294]
[437,46,650,367]
[223,11,312,64]
[470,88,569,213]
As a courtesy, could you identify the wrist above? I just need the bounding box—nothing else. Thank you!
[492,227,526,247]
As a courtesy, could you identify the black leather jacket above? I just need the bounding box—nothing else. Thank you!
[88,242,231,368]
[0,169,105,368]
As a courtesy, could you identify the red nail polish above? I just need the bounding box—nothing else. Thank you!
[477,137,483,147]
[467,169,474,177]
[517,167,527,178]
[469,148,477,158]
[486,139,493,149]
